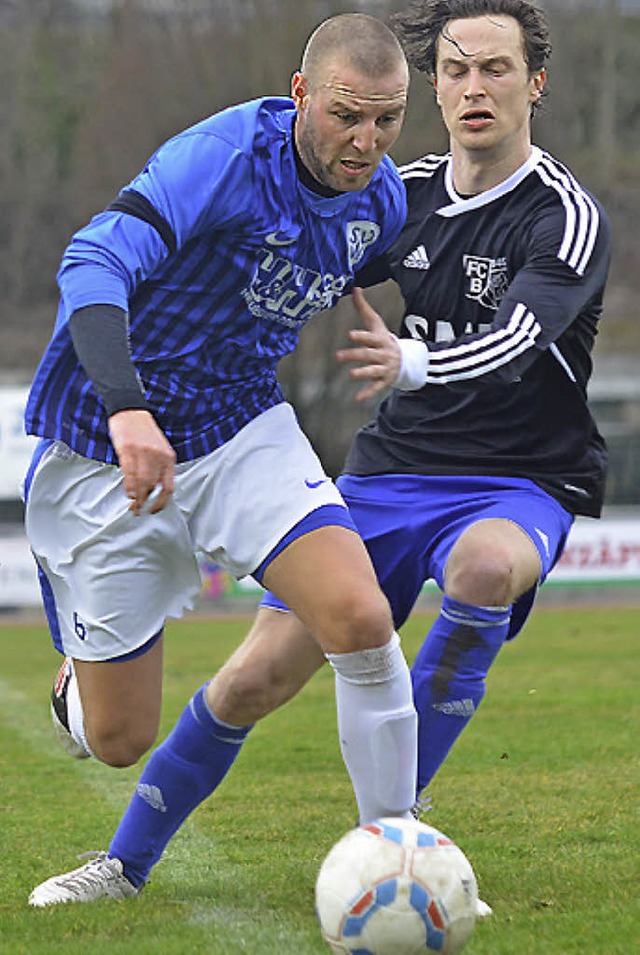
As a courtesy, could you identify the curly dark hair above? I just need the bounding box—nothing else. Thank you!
[391,0,551,77]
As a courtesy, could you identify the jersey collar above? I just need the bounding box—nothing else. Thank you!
[438,146,542,217]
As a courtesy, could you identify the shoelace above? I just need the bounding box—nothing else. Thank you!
[411,790,433,819]
[56,852,121,894]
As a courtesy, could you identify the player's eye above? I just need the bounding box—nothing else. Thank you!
[334,111,357,124]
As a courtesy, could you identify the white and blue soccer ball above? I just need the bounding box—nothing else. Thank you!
[315,817,478,954]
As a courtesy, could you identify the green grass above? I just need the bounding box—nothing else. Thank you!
[0,607,638,953]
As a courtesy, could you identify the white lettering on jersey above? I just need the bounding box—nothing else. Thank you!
[241,250,348,328]
[405,314,492,343]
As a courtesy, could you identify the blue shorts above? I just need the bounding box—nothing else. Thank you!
[260,474,573,640]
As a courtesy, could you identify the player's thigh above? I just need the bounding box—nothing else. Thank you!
[27,443,201,661]
[185,403,345,580]
[262,525,393,654]
[445,518,542,602]
[208,608,325,724]
[74,636,164,761]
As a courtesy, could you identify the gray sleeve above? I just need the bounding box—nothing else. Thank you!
[69,304,151,417]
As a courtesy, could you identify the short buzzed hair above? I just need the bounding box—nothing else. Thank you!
[301,13,408,87]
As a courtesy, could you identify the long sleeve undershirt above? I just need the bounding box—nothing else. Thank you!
[69,304,150,417]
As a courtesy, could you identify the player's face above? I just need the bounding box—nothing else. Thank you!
[433,15,544,165]
[292,59,408,193]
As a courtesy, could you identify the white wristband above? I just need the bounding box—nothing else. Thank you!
[393,336,430,390]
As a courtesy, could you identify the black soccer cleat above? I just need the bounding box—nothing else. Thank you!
[50,657,90,759]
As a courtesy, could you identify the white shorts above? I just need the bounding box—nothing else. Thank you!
[25,403,346,661]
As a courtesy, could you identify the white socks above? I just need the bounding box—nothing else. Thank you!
[65,662,94,758]
[326,632,417,824]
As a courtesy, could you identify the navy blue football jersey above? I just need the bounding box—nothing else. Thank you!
[26,97,406,464]
[348,147,611,517]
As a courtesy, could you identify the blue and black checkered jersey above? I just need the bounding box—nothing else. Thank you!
[26,97,406,463]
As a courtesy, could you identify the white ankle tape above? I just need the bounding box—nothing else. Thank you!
[326,632,403,685]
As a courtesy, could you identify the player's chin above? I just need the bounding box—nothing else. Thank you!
[336,164,375,191]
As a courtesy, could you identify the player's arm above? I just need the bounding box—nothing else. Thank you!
[58,131,250,312]
[59,133,250,510]
[340,203,611,395]
[69,304,175,515]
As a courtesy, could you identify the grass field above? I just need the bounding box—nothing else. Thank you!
[0,606,638,954]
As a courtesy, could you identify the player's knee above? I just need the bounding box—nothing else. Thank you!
[322,588,394,654]
[87,719,157,768]
[209,661,295,725]
[445,548,516,606]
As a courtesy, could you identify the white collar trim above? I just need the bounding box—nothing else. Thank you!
[438,146,542,217]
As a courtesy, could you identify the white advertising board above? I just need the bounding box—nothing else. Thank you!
[549,515,640,583]
[0,386,37,500]
[0,535,40,607]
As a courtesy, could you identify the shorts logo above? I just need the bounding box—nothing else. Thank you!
[305,478,328,489]
[534,527,551,559]
[463,255,509,309]
[73,612,87,641]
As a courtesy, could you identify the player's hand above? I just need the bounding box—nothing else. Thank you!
[108,409,176,515]
[336,287,401,401]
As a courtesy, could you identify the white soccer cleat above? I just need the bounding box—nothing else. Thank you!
[50,657,91,759]
[476,898,493,918]
[410,789,433,819]
[28,852,139,907]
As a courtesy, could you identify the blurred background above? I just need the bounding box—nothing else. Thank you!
[0,0,639,606]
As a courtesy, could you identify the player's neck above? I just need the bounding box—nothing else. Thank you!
[450,141,533,197]
[292,125,344,198]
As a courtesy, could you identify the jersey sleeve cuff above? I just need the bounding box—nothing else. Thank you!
[103,389,152,417]
[393,336,430,390]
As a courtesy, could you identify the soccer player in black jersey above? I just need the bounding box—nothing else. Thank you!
[261,0,609,800]
[30,0,609,911]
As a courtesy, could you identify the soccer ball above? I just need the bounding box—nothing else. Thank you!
[315,817,478,954]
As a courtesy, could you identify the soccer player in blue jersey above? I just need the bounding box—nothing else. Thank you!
[25,14,419,905]
[29,0,610,911]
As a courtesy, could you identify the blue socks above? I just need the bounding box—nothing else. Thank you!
[411,595,511,794]
[108,598,509,885]
[109,685,252,887]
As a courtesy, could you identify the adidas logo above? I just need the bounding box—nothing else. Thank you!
[136,783,168,813]
[403,245,430,270]
[432,698,476,718]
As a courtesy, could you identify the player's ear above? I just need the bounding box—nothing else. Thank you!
[291,71,309,110]
[432,77,441,106]
[531,69,545,103]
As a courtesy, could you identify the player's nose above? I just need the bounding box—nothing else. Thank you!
[352,120,378,153]
[464,68,486,99]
